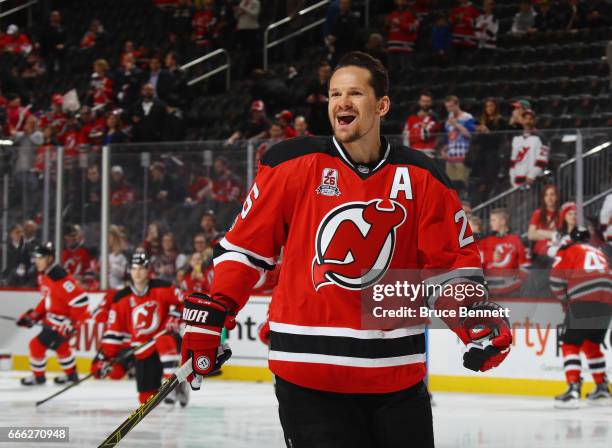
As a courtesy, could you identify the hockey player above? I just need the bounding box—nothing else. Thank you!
[92,253,188,405]
[16,242,90,386]
[550,227,612,408]
[479,208,531,297]
[180,52,511,447]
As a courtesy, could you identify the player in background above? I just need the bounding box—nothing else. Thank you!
[550,227,612,408]
[402,91,440,158]
[16,242,90,386]
[479,208,531,297]
[179,52,511,447]
[92,253,188,406]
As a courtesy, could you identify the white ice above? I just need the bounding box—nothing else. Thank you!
[0,371,611,448]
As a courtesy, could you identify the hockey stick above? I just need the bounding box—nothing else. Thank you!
[35,329,170,407]
[97,357,193,448]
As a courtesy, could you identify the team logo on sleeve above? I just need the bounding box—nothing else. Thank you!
[316,168,341,196]
[312,199,406,290]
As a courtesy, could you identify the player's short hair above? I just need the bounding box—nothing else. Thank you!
[444,95,460,105]
[490,208,509,221]
[333,51,389,99]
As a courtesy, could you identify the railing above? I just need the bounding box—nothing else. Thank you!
[263,0,330,71]
[180,49,231,91]
[584,187,612,219]
[0,0,37,27]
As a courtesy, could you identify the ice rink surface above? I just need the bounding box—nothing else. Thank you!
[0,371,611,448]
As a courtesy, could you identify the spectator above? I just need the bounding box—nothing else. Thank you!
[449,0,481,50]
[192,232,215,260]
[508,99,530,130]
[142,221,162,257]
[110,165,135,206]
[3,224,33,287]
[23,219,39,253]
[4,95,32,137]
[192,0,217,49]
[534,0,560,31]
[80,19,105,50]
[559,0,587,31]
[431,14,452,61]
[558,202,578,237]
[108,225,128,289]
[305,62,332,135]
[469,215,483,240]
[147,56,173,101]
[39,94,67,137]
[180,251,211,293]
[510,1,537,35]
[600,193,612,246]
[210,156,242,204]
[89,59,113,107]
[20,52,46,84]
[61,224,95,280]
[130,83,167,142]
[199,212,222,245]
[235,0,261,75]
[164,51,187,108]
[410,0,431,20]
[172,0,194,42]
[585,0,611,28]
[149,161,179,203]
[119,40,142,66]
[402,91,440,158]
[294,115,312,137]
[40,10,67,72]
[528,184,560,263]
[78,106,105,145]
[443,95,476,190]
[475,0,499,51]
[385,0,419,65]
[84,164,102,222]
[115,53,144,108]
[225,100,271,146]
[3,24,32,55]
[468,97,507,203]
[364,33,388,68]
[275,110,297,139]
[152,232,187,282]
[13,115,43,218]
[256,121,285,163]
[103,112,128,145]
[509,109,549,187]
[479,208,531,297]
[326,0,360,62]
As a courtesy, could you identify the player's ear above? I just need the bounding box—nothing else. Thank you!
[377,96,391,118]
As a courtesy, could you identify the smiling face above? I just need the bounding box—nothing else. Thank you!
[328,66,389,144]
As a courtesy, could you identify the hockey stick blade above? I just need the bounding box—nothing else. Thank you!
[97,358,193,448]
[36,372,95,407]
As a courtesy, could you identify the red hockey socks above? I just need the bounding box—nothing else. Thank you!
[581,339,607,384]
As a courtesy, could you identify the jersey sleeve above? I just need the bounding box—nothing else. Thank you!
[210,163,294,312]
[59,276,90,324]
[417,175,486,316]
[549,250,569,301]
[529,210,540,227]
[100,299,130,358]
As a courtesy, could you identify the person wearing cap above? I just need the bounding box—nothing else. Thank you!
[39,93,68,137]
[547,202,578,258]
[509,99,531,130]
[110,165,135,206]
[509,108,549,187]
[225,99,271,146]
[16,242,91,386]
[3,24,32,54]
[61,224,95,281]
[93,252,189,406]
[275,110,297,139]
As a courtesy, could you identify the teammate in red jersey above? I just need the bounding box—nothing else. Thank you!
[479,208,531,297]
[550,227,612,408]
[92,253,188,406]
[16,242,90,386]
[179,52,511,447]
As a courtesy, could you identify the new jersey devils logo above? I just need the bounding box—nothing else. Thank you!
[312,199,406,290]
[492,243,514,268]
[132,301,160,338]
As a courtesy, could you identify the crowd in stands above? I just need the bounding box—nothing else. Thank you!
[1,0,611,292]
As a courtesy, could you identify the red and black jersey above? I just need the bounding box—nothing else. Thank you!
[101,279,184,359]
[550,243,612,306]
[209,136,484,394]
[386,9,419,53]
[39,110,67,137]
[61,244,94,278]
[181,269,212,294]
[402,113,440,156]
[479,232,530,296]
[34,264,90,327]
[92,289,116,326]
[449,2,481,48]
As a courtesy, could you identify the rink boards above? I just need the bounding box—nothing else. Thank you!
[1,290,611,397]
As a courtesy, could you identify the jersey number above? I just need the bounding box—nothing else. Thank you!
[241,183,260,219]
[584,251,606,272]
[454,209,474,248]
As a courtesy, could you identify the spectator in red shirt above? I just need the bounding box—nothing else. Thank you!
[192,0,218,49]
[180,252,211,294]
[275,110,297,139]
[402,91,440,158]
[110,165,135,206]
[89,59,113,107]
[5,95,32,137]
[449,0,481,49]
[78,106,105,145]
[294,116,312,137]
[39,94,67,137]
[211,156,242,203]
[409,0,431,20]
[61,224,95,281]
[80,19,104,50]
[3,24,32,55]
[385,0,420,56]
[528,184,560,263]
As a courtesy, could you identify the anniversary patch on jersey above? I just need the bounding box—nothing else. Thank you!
[315,168,341,196]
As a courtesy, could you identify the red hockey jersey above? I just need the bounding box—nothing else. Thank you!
[209,136,484,394]
[550,243,612,305]
[34,264,90,328]
[386,10,419,53]
[479,232,530,296]
[449,3,481,48]
[101,279,184,359]
[61,245,94,278]
[402,113,440,156]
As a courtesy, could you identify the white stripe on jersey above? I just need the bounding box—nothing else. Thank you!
[269,351,426,368]
[269,321,424,339]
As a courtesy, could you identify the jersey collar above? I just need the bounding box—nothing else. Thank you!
[331,136,391,179]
